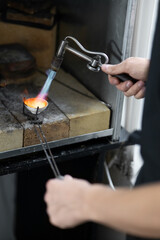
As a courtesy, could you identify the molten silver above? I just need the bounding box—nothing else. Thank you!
[24,98,48,115]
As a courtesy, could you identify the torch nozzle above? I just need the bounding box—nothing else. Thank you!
[51,56,64,72]
[51,40,69,72]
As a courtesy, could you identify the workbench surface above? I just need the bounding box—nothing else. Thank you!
[0,69,110,153]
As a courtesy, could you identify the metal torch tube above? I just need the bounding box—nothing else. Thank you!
[65,45,93,63]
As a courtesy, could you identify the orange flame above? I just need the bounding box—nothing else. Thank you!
[23,97,48,109]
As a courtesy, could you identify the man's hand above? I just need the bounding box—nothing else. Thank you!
[101,57,150,99]
[44,175,91,229]
[44,175,160,238]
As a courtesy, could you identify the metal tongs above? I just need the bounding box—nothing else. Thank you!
[34,124,62,178]
[28,106,62,179]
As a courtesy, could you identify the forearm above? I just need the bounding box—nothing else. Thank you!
[86,183,160,238]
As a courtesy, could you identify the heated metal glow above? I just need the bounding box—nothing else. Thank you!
[24,97,48,109]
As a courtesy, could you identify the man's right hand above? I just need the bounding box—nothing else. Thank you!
[101,57,150,99]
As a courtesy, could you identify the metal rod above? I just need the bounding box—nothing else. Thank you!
[104,161,115,191]
[33,124,60,178]
[65,46,93,63]
[37,123,61,176]
[64,36,109,64]
[36,106,39,118]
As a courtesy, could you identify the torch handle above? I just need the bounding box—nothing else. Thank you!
[112,73,138,84]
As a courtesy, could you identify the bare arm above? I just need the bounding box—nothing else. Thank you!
[101,57,150,99]
[88,182,160,238]
[44,176,160,238]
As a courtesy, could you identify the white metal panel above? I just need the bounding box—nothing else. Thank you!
[121,0,159,184]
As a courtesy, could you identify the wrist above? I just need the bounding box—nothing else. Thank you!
[84,184,114,223]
